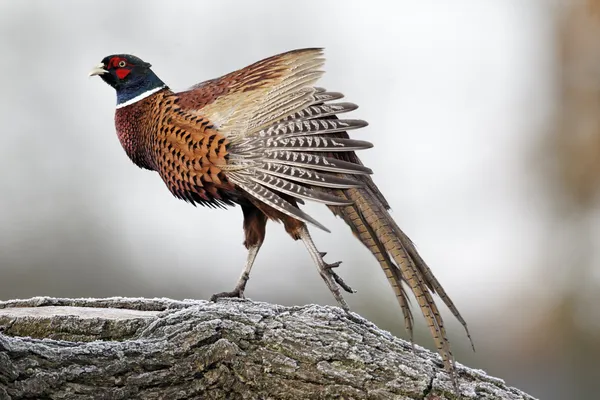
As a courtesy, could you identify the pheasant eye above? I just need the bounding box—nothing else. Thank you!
[118,61,127,68]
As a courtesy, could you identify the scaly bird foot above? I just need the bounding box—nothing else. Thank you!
[209,287,245,302]
[209,272,249,302]
[315,253,357,311]
[322,260,355,294]
[319,251,355,294]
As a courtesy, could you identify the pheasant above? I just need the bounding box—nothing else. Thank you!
[90,48,474,379]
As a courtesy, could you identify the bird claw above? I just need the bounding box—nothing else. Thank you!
[321,260,356,293]
[299,227,355,312]
[328,269,355,294]
[320,256,355,295]
[209,287,245,302]
[210,271,250,302]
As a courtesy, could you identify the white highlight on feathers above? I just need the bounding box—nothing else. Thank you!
[116,85,167,109]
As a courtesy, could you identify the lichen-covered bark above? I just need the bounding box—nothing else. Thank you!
[0,297,536,400]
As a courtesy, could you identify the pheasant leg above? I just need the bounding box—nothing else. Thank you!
[211,203,266,302]
[299,226,355,311]
[210,243,261,301]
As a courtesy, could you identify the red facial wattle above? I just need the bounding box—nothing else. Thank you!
[115,68,131,79]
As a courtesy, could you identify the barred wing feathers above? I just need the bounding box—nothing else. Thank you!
[188,48,372,231]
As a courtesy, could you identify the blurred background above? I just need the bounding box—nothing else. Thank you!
[0,0,598,398]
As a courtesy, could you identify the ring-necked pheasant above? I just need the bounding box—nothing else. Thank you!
[90,48,474,381]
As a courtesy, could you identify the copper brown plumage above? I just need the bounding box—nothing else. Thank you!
[115,90,237,208]
[90,48,473,385]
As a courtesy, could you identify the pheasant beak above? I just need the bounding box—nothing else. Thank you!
[88,64,108,77]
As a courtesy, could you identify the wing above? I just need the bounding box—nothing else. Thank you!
[180,48,326,141]
[178,49,373,230]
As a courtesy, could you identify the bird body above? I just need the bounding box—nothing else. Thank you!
[90,48,473,382]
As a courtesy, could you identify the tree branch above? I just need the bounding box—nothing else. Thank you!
[0,297,535,400]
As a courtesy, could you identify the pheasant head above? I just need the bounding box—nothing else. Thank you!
[89,54,166,108]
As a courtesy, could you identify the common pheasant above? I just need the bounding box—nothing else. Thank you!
[90,48,473,380]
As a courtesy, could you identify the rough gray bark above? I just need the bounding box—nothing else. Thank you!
[0,297,535,400]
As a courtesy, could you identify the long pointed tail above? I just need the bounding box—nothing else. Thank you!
[303,88,474,374]
[329,183,474,372]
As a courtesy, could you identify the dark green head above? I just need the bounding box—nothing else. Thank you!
[89,54,166,107]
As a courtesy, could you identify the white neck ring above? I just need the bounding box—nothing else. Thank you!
[116,85,167,109]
